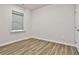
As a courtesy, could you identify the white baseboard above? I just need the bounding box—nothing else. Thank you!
[0,36,77,51]
[0,36,32,47]
[31,36,76,47]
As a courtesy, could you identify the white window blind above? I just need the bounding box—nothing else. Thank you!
[11,10,24,32]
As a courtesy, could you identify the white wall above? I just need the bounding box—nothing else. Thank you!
[0,4,32,44]
[32,4,75,44]
[0,4,75,46]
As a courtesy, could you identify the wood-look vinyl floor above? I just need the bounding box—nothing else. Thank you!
[0,38,78,55]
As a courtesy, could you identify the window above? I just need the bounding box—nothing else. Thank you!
[11,10,24,32]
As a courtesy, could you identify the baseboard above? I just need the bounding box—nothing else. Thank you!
[31,36,76,47]
[0,36,76,49]
[0,36,32,47]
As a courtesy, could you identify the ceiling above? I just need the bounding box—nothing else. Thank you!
[17,4,49,10]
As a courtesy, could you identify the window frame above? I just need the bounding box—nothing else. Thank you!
[11,10,24,33]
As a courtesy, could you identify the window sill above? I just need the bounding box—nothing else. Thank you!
[11,30,24,33]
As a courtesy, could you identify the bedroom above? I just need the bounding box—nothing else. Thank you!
[0,4,79,55]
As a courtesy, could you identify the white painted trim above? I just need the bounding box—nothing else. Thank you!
[0,36,78,53]
[31,36,76,47]
[0,36,32,47]
[10,30,24,32]
[0,36,76,47]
